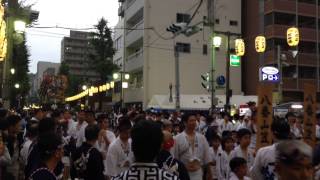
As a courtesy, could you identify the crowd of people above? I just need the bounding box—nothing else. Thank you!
[0,101,317,180]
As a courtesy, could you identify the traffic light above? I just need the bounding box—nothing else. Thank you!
[201,72,210,91]
[166,23,187,34]
[184,26,202,37]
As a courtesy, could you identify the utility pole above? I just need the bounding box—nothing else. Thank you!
[208,0,216,114]
[174,44,181,111]
[225,32,231,111]
[277,45,283,104]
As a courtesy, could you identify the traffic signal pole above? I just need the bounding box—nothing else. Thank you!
[208,0,216,113]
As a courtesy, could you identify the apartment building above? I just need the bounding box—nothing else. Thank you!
[114,0,242,108]
[61,30,99,83]
[243,0,320,102]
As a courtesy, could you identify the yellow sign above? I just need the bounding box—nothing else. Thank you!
[235,39,245,56]
[287,27,299,47]
[255,36,266,53]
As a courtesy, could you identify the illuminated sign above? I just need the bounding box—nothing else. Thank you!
[259,66,280,82]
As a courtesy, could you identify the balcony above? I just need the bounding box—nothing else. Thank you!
[264,49,317,66]
[125,21,144,46]
[298,79,317,89]
[126,0,143,20]
[125,49,143,72]
[265,0,317,17]
[283,78,298,90]
[265,24,317,42]
[118,5,124,17]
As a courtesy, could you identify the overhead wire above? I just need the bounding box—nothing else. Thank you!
[187,0,203,25]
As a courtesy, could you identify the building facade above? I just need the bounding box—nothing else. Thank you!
[61,30,99,83]
[114,0,242,108]
[243,0,320,102]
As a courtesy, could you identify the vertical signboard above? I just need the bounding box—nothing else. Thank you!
[256,84,273,149]
[303,83,317,147]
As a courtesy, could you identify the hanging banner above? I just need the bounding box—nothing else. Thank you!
[256,84,273,149]
[303,83,317,147]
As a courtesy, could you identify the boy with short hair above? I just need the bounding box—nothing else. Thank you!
[229,157,251,180]
[216,135,234,180]
[208,134,223,180]
[231,128,254,168]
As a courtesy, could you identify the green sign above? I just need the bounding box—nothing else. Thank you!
[230,55,241,67]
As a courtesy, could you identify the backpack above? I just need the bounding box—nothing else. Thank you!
[73,147,94,178]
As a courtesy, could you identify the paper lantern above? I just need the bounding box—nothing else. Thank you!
[287,27,299,47]
[255,36,266,53]
[235,39,245,56]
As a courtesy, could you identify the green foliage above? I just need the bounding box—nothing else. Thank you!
[89,18,118,82]
[65,75,84,97]
[59,61,70,76]
[9,34,30,107]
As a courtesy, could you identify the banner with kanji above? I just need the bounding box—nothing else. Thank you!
[256,84,273,149]
[303,83,317,147]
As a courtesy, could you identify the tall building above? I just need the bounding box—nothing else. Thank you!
[61,30,99,83]
[243,0,320,102]
[114,0,242,108]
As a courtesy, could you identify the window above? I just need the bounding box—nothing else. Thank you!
[230,20,238,26]
[215,19,220,24]
[115,36,122,51]
[176,42,191,53]
[203,44,208,55]
[274,12,296,26]
[177,13,190,23]
[264,13,274,26]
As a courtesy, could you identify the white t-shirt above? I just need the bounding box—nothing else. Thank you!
[250,144,277,180]
[230,146,255,168]
[229,172,251,180]
[218,121,234,135]
[75,121,88,147]
[216,151,232,180]
[20,138,33,165]
[209,147,223,179]
[173,131,211,167]
[105,138,134,177]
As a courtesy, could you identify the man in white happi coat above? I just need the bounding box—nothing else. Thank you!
[173,113,212,180]
[74,110,88,147]
[250,118,290,180]
[96,114,116,175]
[106,119,133,178]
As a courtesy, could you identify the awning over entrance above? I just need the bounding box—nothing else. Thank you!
[148,94,257,110]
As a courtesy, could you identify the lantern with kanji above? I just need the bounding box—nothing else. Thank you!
[255,36,266,53]
[287,27,299,47]
[235,39,245,56]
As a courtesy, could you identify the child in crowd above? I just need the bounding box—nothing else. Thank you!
[229,157,251,180]
[231,128,255,169]
[208,134,223,180]
[216,135,234,180]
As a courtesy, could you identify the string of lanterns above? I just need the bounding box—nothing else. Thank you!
[65,82,115,102]
[234,27,299,56]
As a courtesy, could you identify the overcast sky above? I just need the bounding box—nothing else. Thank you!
[25,0,119,73]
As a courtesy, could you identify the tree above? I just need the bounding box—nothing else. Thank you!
[59,61,70,76]
[89,18,118,82]
[10,34,30,108]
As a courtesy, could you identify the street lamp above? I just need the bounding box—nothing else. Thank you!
[213,36,222,48]
[124,74,130,80]
[14,83,20,89]
[113,73,119,80]
[14,20,26,33]
[82,85,87,90]
[10,68,15,75]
